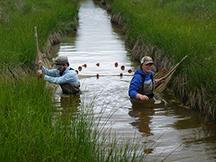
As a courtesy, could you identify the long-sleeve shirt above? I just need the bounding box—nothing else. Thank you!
[41,66,80,85]
[128,69,154,98]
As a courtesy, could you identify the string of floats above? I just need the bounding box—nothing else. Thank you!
[75,62,133,78]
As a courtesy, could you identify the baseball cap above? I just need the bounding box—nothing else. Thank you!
[53,56,69,65]
[140,56,153,65]
[52,56,69,69]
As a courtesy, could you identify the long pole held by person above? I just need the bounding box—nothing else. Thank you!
[34,26,42,69]
[34,26,44,78]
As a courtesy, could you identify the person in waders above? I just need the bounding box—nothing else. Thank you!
[128,56,164,103]
[37,56,80,95]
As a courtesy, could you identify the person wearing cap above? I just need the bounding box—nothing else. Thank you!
[128,56,165,102]
[38,56,80,95]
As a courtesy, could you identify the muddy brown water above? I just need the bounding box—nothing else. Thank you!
[53,0,216,161]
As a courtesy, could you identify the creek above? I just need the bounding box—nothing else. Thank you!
[54,0,216,161]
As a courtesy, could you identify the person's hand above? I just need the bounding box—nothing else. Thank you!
[36,69,43,78]
[136,93,149,101]
[38,60,43,69]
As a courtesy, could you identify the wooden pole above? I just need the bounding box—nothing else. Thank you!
[155,55,188,93]
[34,26,42,68]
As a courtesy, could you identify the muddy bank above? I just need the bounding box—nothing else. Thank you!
[46,19,78,55]
[38,20,78,67]
[94,0,215,119]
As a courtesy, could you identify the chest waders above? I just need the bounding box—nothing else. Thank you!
[60,68,80,95]
[138,73,154,99]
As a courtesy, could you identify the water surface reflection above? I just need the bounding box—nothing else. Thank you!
[129,103,155,137]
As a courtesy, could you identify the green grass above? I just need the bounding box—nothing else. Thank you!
[0,76,53,161]
[0,0,146,161]
[0,75,145,162]
[107,0,216,117]
[0,0,78,65]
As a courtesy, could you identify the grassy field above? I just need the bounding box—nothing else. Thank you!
[106,0,216,118]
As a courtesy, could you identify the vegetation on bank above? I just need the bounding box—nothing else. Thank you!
[0,0,78,65]
[0,75,144,161]
[106,0,216,118]
[0,0,145,161]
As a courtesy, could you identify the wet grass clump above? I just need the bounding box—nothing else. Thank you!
[107,0,216,118]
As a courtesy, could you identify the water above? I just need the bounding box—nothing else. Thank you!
[55,0,216,161]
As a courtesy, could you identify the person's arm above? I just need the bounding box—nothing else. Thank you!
[129,74,149,100]
[44,71,78,84]
[41,66,60,77]
[129,75,140,98]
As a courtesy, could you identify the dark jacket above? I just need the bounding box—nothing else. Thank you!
[128,69,154,99]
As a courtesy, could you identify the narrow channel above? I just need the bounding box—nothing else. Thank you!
[55,0,216,161]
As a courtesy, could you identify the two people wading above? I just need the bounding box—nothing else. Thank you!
[37,55,163,101]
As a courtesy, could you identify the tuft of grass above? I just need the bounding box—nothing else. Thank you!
[0,75,53,161]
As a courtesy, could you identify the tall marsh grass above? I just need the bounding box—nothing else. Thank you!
[107,0,216,117]
[0,0,78,65]
[0,74,145,161]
